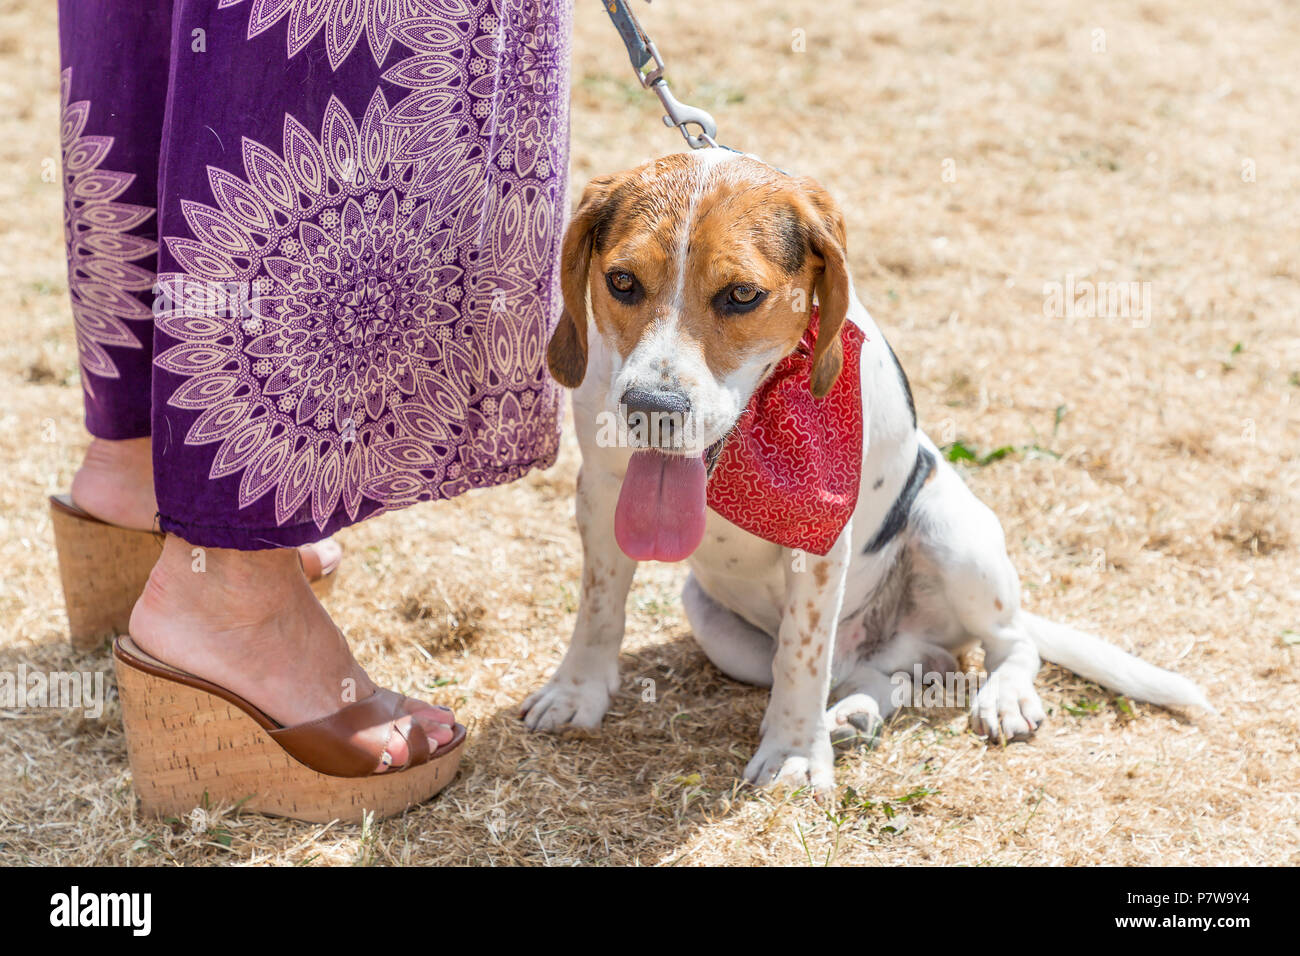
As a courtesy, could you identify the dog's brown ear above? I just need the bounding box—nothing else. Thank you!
[548,175,619,388]
[795,177,850,398]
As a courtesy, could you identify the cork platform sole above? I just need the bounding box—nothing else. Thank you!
[113,635,466,824]
[50,494,338,651]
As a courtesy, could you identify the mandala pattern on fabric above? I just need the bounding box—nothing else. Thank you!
[216,0,474,69]
[160,2,568,533]
[438,296,559,497]
[384,0,567,190]
[155,91,484,528]
[60,69,157,401]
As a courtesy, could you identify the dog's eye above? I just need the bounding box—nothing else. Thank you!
[714,283,767,314]
[605,270,642,303]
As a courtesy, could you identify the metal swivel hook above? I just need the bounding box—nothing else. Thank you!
[601,0,721,149]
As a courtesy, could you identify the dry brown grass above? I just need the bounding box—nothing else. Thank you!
[2,0,1298,865]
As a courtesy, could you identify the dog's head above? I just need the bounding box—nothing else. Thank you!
[548,151,852,561]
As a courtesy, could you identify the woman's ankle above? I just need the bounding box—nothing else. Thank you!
[71,436,156,530]
[133,536,305,627]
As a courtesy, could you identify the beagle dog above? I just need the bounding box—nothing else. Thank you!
[522,150,1210,792]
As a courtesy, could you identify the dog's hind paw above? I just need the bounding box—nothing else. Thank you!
[827,693,884,749]
[968,668,1046,743]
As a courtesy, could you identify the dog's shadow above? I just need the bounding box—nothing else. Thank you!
[466,633,981,864]
[466,632,786,863]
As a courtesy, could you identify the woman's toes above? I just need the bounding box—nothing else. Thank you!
[400,697,455,728]
[411,711,456,749]
[373,717,414,773]
[371,713,454,773]
[416,703,455,726]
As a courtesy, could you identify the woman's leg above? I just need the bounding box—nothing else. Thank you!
[126,0,568,767]
[57,1,340,591]
[57,1,458,768]
[58,3,167,529]
[128,0,572,761]
[128,538,453,771]
[57,3,167,442]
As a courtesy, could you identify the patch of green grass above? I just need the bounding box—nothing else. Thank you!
[839,784,940,824]
[1062,697,1102,717]
[943,439,1060,467]
[29,279,62,296]
[130,836,157,854]
[691,81,748,106]
[633,590,678,618]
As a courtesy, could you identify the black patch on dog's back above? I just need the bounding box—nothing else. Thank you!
[885,340,917,427]
[863,445,934,554]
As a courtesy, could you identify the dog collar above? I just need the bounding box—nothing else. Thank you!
[705,307,866,555]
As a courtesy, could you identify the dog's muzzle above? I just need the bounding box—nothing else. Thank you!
[620,386,691,451]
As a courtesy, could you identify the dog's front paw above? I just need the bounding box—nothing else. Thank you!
[520,672,615,732]
[743,731,835,795]
[969,669,1046,742]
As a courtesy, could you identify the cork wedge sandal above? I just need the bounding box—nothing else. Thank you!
[49,494,339,651]
[113,635,467,824]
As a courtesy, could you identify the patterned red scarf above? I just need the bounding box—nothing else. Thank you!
[705,308,866,555]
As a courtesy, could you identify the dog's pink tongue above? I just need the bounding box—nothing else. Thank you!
[615,451,707,562]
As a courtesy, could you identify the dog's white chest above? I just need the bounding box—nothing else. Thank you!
[686,510,787,638]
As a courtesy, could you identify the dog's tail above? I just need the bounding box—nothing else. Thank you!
[1022,612,1214,712]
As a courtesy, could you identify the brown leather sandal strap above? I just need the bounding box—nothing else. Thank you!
[400,704,431,768]
[269,688,407,778]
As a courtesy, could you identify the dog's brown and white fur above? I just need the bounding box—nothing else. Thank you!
[522,150,1210,792]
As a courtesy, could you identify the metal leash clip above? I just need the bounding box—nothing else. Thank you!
[601,0,719,149]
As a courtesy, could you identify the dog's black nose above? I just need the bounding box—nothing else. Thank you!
[621,386,691,419]
[621,386,691,450]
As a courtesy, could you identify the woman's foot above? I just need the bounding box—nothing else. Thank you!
[129,536,455,773]
[71,436,342,577]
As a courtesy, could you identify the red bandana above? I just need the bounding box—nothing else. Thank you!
[705,308,865,555]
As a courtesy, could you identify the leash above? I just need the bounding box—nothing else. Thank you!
[600,0,734,151]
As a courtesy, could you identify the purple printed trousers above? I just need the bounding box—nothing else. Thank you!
[59,0,571,548]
